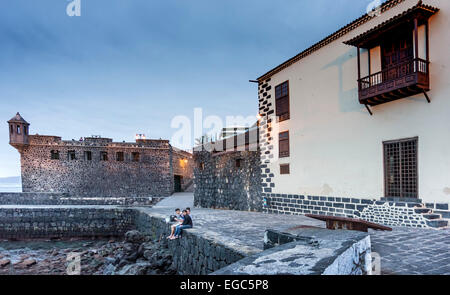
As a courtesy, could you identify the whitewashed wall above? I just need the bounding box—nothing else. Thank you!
[263,0,450,203]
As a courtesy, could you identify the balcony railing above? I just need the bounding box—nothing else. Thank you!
[357,58,430,106]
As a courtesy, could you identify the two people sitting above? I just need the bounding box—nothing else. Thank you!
[168,207,193,240]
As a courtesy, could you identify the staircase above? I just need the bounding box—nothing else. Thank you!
[414,205,449,229]
[182,179,194,193]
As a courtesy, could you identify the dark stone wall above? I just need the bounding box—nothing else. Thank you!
[193,150,263,212]
[134,211,245,275]
[14,135,192,198]
[0,208,136,239]
[263,193,444,228]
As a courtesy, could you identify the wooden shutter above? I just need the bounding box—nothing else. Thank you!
[279,131,290,158]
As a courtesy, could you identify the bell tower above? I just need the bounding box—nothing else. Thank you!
[8,112,30,149]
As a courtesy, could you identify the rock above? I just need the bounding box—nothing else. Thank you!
[23,259,37,267]
[143,250,153,261]
[117,263,149,275]
[117,259,132,269]
[0,259,11,267]
[103,263,116,275]
[124,231,145,244]
[104,257,116,264]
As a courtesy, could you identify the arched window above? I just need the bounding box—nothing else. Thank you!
[10,125,13,135]
[16,125,21,134]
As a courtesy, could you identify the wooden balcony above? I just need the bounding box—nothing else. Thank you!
[358,58,430,106]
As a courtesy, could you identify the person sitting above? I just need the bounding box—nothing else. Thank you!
[167,208,184,239]
[171,210,193,240]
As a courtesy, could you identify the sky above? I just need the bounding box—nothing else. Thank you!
[0,0,377,177]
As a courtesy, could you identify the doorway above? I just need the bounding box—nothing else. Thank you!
[174,175,183,193]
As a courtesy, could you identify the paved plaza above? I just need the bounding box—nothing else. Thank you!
[151,193,450,275]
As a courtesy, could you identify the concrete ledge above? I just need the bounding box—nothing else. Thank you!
[212,228,371,275]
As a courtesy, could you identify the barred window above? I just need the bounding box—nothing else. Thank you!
[132,152,140,162]
[384,137,418,198]
[68,150,76,161]
[100,152,108,161]
[275,81,290,122]
[84,151,92,161]
[279,131,290,158]
[280,164,290,175]
[51,150,60,160]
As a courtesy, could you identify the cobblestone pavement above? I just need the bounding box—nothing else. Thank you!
[369,227,450,275]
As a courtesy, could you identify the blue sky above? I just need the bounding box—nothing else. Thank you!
[0,0,375,177]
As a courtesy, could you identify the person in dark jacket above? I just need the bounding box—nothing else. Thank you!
[171,210,193,239]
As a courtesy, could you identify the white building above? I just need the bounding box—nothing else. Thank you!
[257,0,449,228]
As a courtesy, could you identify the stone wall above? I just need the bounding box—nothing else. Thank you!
[0,192,158,206]
[194,150,263,212]
[263,193,449,228]
[0,207,136,239]
[13,135,193,198]
[133,210,247,275]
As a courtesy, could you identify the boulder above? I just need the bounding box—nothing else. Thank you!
[124,231,145,244]
[117,263,149,275]
[0,259,11,267]
[23,259,37,267]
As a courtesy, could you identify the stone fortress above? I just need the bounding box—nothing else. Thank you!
[7,113,193,199]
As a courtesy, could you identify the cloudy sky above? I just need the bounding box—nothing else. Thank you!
[0,0,376,177]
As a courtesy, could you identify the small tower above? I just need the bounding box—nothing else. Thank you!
[8,112,30,148]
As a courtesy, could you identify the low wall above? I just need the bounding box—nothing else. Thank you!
[194,150,262,212]
[0,192,157,206]
[134,210,246,275]
[213,228,372,275]
[264,194,449,228]
[0,207,135,239]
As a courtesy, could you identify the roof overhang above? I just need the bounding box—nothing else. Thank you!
[344,2,439,48]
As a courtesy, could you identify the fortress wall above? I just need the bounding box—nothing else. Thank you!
[19,140,174,198]
[193,150,263,212]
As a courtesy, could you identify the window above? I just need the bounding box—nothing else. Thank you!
[23,126,28,135]
[199,162,205,170]
[10,125,13,135]
[235,159,242,168]
[132,152,140,162]
[280,164,290,175]
[275,81,290,122]
[116,152,124,162]
[51,150,60,160]
[100,152,108,161]
[68,150,76,161]
[384,137,418,198]
[17,125,21,134]
[84,151,92,161]
[279,131,290,158]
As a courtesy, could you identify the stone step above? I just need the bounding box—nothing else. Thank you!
[434,210,450,219]
[426,219,448,228]
[422,213,441,220]
[414,207,431,214]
